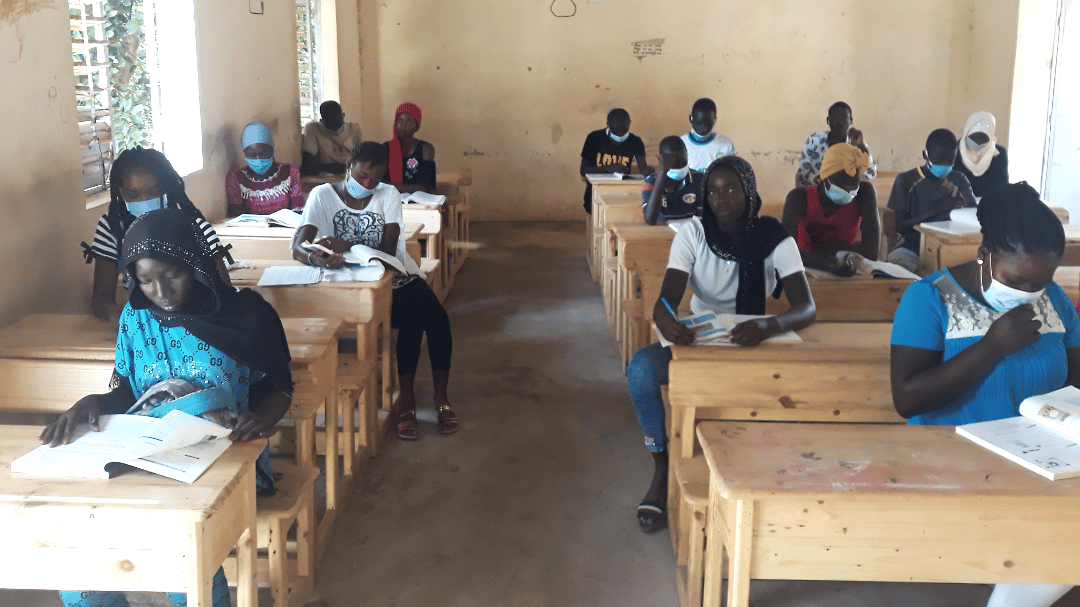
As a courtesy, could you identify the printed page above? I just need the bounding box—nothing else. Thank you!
[266,209,302,228]
[322,264,386,283]
[257,265,323,286]
[344,244,407,275]
[114,410,231,461]
[957,416,1080,480]
[848,255,921,280]
[124,437,233,484]
[1019,386,1080,440]
[654,313,801,347]
[225,214,267,227]
[10,415,159,480]
[401,192,447,205]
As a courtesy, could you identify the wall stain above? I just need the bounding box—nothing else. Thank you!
[2,0,55,60]
[550,123,562,145]
[463,147,485,156]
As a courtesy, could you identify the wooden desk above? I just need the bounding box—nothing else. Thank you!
[213,220,424,264]
[766,274,913,321]
[609,223,675,362]
[586,176,646,279]
[0,425,263,606]
[228,262,395,414]
[668,322,898,461]
[916,221,1080,274]
[696,421,1080,607]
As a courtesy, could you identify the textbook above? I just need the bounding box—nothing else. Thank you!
[401,192,447,205]
[805,253,920,281]
[225,209,303,229]
[919,207,980,236]
[653,312,801,348]
[302,242,408,275]
[956,386,1080,480]
[12,410,234,484]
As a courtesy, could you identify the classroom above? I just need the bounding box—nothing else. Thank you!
[2,0,1080,606]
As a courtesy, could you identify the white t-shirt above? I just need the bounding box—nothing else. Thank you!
[299,182,417,286]
[666,217,804,314]
[680,132,736,173]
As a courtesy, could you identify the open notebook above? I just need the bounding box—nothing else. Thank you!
[225,209,303,229]
[919,207,980,236]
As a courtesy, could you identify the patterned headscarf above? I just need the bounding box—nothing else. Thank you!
[121,208,294,396]
[699,156,791,314]
[388,102,422,184]
[819,143,869,181]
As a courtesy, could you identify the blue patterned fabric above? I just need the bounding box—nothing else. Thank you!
[60,568,230,607]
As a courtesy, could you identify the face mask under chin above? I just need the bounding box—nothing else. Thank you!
[125,194,167,217]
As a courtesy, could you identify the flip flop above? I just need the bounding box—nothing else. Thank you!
[437,405,459,435]
[397,409,420,440]
[637,502,665,533]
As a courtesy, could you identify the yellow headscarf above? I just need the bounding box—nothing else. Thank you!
[818,143,870,181]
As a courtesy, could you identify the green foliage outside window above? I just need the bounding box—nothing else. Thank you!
[105,0,153,152]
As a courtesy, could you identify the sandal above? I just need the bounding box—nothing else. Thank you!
[397,409,420,440]
[437,405,459,435]
[637,502,665,533]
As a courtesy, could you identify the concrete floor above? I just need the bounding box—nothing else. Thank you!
[5,221,1080,606]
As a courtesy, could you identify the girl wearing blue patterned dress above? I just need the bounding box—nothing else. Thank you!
[42,208,294,607]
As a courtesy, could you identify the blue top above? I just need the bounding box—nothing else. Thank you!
[891,269,1080,426]
[114,304,274,491]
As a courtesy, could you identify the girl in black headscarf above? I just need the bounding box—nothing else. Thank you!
[45,208,293,607]
[626,156,817,532]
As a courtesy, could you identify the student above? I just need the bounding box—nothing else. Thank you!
[579,108,650,213]
[46,208,294,607]
[794,101,878,187]
[82,147,227,324]
[641,136,703,225]
[886,128,977,272]
[292,142,457,439]
[679,98,735,173]
[383,102,436,194]
[226,121,304,216]
[953,111,1009,197]
[781,143,880,275]
[890,183,1076,607]
[301,100,364,176]
[626,156,816,532]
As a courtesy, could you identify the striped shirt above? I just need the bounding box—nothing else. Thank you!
[89,213,222,264]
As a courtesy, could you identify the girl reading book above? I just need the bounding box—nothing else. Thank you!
[625,155,816,533]
[44,208,294,607]
[890,182,1080,607]
[292,141,457,439]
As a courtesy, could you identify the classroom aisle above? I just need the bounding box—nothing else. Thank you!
[6,221,1080,607]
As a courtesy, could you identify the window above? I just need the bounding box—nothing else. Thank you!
[297,0,320,125]
[71,0,200,196]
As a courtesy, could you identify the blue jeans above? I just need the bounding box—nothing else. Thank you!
[627,342,672,453]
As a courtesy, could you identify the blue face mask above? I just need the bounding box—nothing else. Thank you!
[981,252,1045,313]
[608,128,630,144]
[687,130,716,144]
[125,194,167,217]
[924,152,953,178]
[246,156,274,175]
[345,176,377,199]
[824,181,858,205]
[666,166,690,181]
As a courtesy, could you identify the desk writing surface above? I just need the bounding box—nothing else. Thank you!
[0,314,341,364]
[0,424,264,518]
[670,322,891,363]
[697,421,1080,499]
[610,222,677,242]
[213,223,296,239]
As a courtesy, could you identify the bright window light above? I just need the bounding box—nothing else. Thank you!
[147,0,203,176]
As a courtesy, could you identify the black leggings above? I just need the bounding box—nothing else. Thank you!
[391,278,452,375]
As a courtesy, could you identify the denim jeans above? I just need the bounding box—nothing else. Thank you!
[626,342,672,453]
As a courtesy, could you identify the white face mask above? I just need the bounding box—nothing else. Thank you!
[666,165,690,181]
[823,181,858,205]
[980,252,1045,312]
[607,128,630,143]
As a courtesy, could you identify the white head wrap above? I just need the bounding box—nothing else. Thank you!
[959,111,997,177]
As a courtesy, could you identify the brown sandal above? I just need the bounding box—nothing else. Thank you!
[437,405,459,435]
[397,409,420,440]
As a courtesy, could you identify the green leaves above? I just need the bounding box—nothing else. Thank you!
[105,0,152,151]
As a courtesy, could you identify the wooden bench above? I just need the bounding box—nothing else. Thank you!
[586,177,647,282]
[665,322,901,607]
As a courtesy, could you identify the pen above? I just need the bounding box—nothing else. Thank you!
[660,297,676,317]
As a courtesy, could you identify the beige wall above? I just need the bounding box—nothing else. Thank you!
[359,0,1022,220]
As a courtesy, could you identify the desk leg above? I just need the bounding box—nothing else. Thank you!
[340,386,356,475]
[325,390,339,511]
[235,467,258,607]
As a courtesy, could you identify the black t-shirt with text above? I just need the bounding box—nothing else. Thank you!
[579,128,646,212]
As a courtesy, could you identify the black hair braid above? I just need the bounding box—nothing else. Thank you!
[105,147,205,246]
[350,140,390,167]
[978,181,1064,257]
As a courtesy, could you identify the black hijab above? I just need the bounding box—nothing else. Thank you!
[121,208,294,396]
[699,156,791,314]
